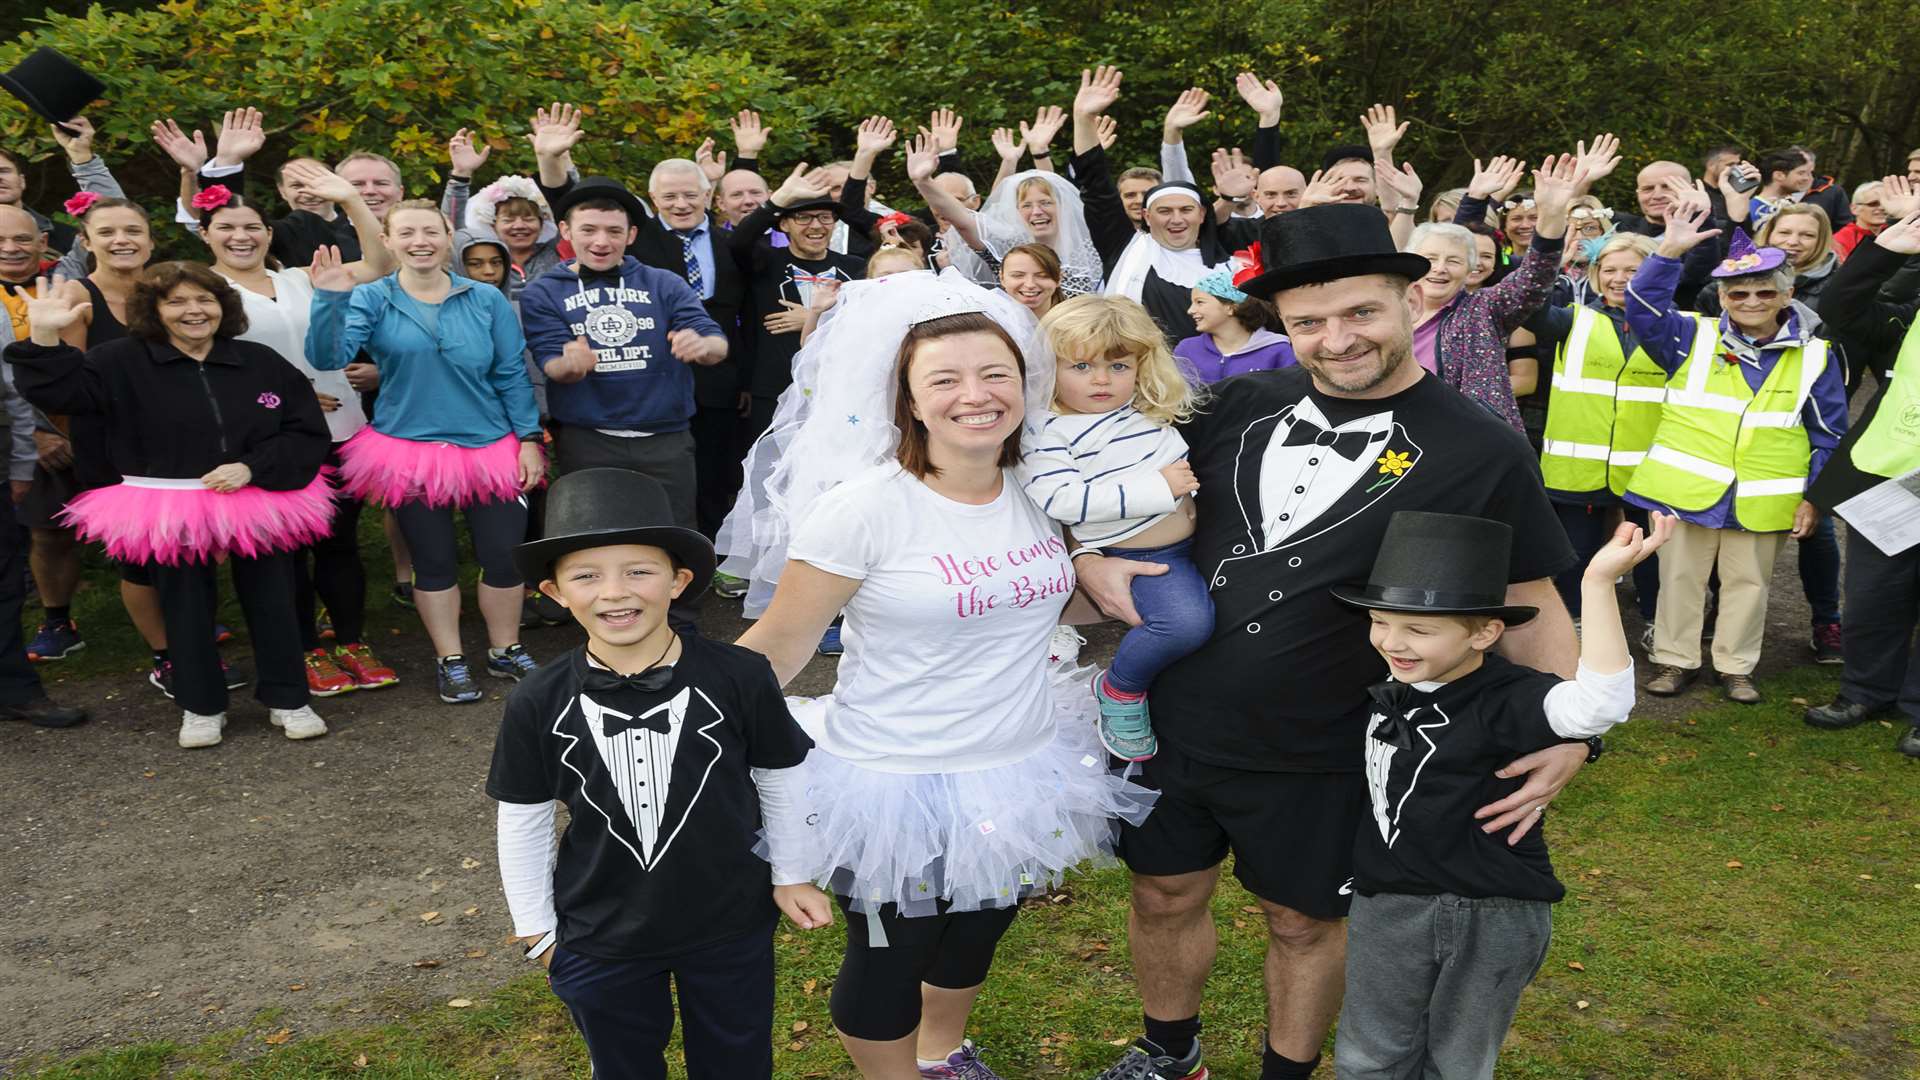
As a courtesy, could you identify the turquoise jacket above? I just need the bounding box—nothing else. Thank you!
[306,272,540,446]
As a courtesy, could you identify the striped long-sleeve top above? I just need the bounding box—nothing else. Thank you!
[1016,405,1189,549]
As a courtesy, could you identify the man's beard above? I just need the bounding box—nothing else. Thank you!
[1301,330,1413,396]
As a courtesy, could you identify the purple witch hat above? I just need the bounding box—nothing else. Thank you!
[1712,227,1787,279]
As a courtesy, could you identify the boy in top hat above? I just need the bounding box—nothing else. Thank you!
[1328,509,1670,1080]
[487,467,832,1080]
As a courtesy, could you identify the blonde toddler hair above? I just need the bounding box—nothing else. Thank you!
[1038,294,1196,425]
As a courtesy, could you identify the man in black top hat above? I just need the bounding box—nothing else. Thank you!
[1077,202,1586,1080]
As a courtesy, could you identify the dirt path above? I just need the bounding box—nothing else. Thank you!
[0,552,1827,1068]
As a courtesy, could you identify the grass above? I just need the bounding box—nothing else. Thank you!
[16,661,1917,1079]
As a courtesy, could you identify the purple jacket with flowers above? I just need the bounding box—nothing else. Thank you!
[1421,235,1562,432]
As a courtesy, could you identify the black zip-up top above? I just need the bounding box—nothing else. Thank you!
[4,336,330,491]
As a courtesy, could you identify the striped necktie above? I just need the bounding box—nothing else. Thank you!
[680,229,704,296]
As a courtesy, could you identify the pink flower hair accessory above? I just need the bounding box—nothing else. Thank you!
[63,191,100,217]
[191,185,234,212]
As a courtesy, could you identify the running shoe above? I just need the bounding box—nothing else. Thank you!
[817,621,844,656]
[486,643,539,681]
[1094,669,1156,761]
[269,705,328,740]
[711,572,749,599]
[391,581,416,609]
[1047,624,1087,666]
[1091,1038,1208,1080]
[1811,621,1843,665]
[214,622,235,645]
[317,607,335,641]
[919,1039,1006,1079]
[304,648,357,697]
[436,655,482,704]
[335,642,399,689]
[26,620,84,662]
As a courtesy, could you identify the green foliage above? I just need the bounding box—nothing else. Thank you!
[2,0,1916,217]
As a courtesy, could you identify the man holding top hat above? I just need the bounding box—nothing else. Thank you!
[1075,168,1591,1080]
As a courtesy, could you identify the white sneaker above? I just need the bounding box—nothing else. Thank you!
[270,705,328,740]
[1047,624,1087,666]
[178,710,226,749]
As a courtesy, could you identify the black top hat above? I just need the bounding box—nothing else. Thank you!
[551,177,650,226]
[1330,512,1538,626]
[1234,203,1430,300]
[514,468,716,592]
[1320,143,1373,172]
[0,48,105,125]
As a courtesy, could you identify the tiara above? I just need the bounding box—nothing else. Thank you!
[909,289,989,326]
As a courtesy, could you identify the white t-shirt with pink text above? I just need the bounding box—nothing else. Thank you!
[788,463,1075,774]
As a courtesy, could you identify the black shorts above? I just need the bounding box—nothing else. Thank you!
[16,463,78,530]
[1118,741,1367,920]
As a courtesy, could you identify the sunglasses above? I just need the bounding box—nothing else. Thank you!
[1723,288,1780,302]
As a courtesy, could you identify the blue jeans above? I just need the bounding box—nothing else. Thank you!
[1798,514,1840,624]
[1104,539,1215,695]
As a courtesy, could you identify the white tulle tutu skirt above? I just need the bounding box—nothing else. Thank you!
[772,664,1156,916]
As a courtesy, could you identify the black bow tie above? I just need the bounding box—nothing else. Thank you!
[1281,416,1383,461]
[1367,680,1421,750]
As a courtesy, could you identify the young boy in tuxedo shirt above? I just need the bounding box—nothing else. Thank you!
[487,467,830,1080]
[1329,510,1671,1080]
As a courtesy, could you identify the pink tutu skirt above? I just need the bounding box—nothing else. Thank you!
[62,473,337,566]
[336,428,533,508]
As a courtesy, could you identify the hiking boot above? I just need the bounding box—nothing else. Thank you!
[486,643,538,681]
[1644,665,1696,696]
[436,656,482,704]
[1810,621,1844,665]
[1721,672,1761,704]
[270,704,329,740]
[1091,1037,1209,1080]
[1897,725,1920,758]
[26,619,83,662]
[1094,670,1156,761]
[304,649,357,697]
[335,642,398,689]
[178,710,226,749]
[0,696,88,728]
[711,571,749,599]
[1048,624,1087,666]
[919,1039,1006,1079]
[1804,697,1884,730]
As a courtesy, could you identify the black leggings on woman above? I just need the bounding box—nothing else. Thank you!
[828,895,1018,1042]
[390,495,527,592]
[294,476,367,650]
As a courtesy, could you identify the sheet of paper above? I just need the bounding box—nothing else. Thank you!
[1835,466,1920,556]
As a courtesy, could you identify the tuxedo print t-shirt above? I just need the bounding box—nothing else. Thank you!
[1150,367,1574,773]
[1355,654,1568,901]
[486,638,812,959]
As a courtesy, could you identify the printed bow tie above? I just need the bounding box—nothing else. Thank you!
[582,668,678,736]
[1367,679,1420,750]
[1280,417,1382,461]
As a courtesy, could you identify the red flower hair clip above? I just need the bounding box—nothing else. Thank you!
[1230,242,1265,289]
[191,185,234,212]
[63,191,100,217]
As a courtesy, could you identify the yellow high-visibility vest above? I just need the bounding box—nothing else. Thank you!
[1539,305,1673,496]
[1850,315,1920,478]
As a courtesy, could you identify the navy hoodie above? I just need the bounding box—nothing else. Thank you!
[519,256,723,433]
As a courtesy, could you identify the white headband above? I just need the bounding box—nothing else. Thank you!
[1145,186,1204,211]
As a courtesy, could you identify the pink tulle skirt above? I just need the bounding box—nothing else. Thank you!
[62,473,338,566]
[335,428,532,508]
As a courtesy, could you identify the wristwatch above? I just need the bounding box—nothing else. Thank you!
[1579,735,1604,763]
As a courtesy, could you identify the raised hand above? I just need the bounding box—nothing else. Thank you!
[1023,105,1066,156]
[927,108,963,152]
[1466,155,1527,200]
[1163,87,1211,141]
[1532,153,1593,236]
[1234,72,1284,124]
[23,276,89,344]
[1360,104,1408,162]
[1662,176,1712,222]
[1875,211,1920,255]
[150,118,209,173]
[528,102,585,160]
[1574,133,1622,185]
[1211,147,1255,199]
[281,160,357,206]
[1585,513,1675,583]
[770,162,830,208]
[448,127,491,178]
[991,126,1024,164]
[307,245,358,292]
[1880,175,1920,221]
[1299,168,1341,208]
[212,107,266,167]
[904,133,941,184]
[1375,159,1425,211]
[855,115,898,158]
[49,115,96,162]
[1656,196,1722,258]
[1094,115,1119,151]
[695,137,728,183]
[805,277,841,315]
[730,110,769,158]
[1074,66,1124,118]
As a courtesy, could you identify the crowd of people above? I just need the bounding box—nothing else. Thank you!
[3,50,1920,1080]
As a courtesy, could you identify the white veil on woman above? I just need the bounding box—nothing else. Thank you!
[973,169,1106,296]
[715,269,1057,616]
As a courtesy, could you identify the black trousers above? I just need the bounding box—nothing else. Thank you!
[0,506,45,706]
[1839,528,1920,723]
[690,404,745,539]
[293,465,367,650]
[546,929,775,1080]
[153,552,307,715]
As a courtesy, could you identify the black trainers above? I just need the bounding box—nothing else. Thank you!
[1898,725,1920,758]
[0,696,88,728]
[1804,697,1885,730]
[1091,1038,1208,1080]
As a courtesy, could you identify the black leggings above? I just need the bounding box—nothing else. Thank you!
[391,495,527,592]
[294,476,367,649]
[829,896,1018,1042]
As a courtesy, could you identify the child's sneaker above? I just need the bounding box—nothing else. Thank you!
[177,710,226,749]
[919,1039,1006,1079]
[26,619,83,662]
[486,643,538,681]
[335,642,399,689]
[1047,624,1086,666]
[436,656,483,704]
[1094,669,1156,761]
[269,705,329,740]
[304,648,357,696]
